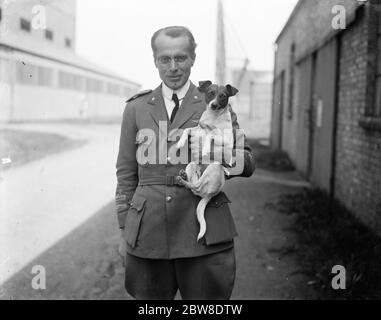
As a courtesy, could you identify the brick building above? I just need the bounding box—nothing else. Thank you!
[271,0,381,231]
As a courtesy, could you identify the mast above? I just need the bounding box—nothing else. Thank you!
[215,0,226,84]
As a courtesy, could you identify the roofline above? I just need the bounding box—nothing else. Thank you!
[275,0,304,44]
[0,42,141,87]
[275,0,367,44]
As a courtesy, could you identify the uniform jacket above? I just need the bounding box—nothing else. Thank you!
[115,82,255,259]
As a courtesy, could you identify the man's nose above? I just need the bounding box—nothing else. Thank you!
[169,59,178,71]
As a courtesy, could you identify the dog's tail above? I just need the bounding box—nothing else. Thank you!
[196,196,212,241]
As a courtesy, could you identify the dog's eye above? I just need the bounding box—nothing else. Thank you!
[207,91,215,99]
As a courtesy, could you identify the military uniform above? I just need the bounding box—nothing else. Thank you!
[115,82,255,299]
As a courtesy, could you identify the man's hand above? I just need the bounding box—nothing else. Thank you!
[118,232,127,267]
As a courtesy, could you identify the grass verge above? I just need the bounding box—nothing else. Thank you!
[0,129,86,170]
[268,188,381,299]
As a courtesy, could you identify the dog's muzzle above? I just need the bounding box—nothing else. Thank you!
[211,97,228,110]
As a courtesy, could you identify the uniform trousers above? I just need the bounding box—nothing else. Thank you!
[124,247,236,300]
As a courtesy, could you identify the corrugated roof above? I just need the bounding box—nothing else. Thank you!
[0,33,140,87]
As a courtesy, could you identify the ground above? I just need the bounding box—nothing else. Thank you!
[0,122,315,300]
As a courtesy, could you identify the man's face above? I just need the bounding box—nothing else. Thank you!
[154,33,195,90]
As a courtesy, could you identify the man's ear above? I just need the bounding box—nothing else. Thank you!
[198,81,212,92]
[225,84,239,97]
[153,55,159,68]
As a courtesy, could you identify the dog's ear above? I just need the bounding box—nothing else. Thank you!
[225,84,239,97]
[198,81,212,93]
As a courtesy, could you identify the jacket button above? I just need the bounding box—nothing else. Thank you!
[166,196,172,202]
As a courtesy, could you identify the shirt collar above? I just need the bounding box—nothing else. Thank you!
[162,80,191,102]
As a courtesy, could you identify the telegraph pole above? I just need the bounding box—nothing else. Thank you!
[215,0,226,84]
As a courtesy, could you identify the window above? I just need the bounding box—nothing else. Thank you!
[107,82,120,96]
[20,18,31,32]
[375,6,381,116]
[45,29,53,41]
[86,77,103,93]
[59,71,84,90]
[16,62,37,85]
[65,38,71,48]
[359,2,381,130]
[38,66,53,87]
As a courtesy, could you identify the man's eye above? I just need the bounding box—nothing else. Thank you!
[174,56,187,63]
[159,57,170,64]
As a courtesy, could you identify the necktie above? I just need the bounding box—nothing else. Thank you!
[170,93,180,123]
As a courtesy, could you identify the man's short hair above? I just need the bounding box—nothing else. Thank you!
[151,26,197,59]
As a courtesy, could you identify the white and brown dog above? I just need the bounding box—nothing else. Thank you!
[176,81,239,241]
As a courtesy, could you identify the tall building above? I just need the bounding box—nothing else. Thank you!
[0,0,140,122]
[271,0,381,233]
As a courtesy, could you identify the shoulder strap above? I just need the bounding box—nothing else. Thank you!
[126,89,153,103]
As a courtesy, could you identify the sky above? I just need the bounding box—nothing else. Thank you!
[76,0,298,89]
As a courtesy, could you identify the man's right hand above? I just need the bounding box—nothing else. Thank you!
[118,233,127,267]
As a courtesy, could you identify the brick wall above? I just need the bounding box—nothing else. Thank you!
[272,0,361,161]
[335,9,381,231]
[273,0,381,234]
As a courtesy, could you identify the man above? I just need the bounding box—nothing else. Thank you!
[115,26,255,300]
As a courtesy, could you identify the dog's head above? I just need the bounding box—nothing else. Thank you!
[198,81,239,111]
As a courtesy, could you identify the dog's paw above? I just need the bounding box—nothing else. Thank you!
[178,169,188,181]
[176,176,185,186]
[176,140,186,149]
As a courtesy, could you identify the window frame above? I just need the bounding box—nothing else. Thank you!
[45,29,54,41]
[359,1,381,130]
[20,18,31,32]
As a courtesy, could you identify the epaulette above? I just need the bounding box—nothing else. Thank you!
[126,89,153,103]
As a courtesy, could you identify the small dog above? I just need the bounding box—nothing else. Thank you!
[176,81,239,241]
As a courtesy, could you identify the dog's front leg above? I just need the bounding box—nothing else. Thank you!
[201,134,212,158]
[176,128,192,149]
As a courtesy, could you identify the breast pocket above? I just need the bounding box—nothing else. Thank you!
[124,195,147,248]
[183,111,203,129]
[204,192,238,246]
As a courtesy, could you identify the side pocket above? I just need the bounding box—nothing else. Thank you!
[204,192,238,246]
[124,195,146,248]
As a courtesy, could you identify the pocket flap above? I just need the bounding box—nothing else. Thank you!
[129,197,146,212]
[125,195,146,248]
[208,192,231,208]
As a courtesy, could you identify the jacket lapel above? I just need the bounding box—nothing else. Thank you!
[169,82,203,131]
[147,85,169,129]
[148,82,204,132]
